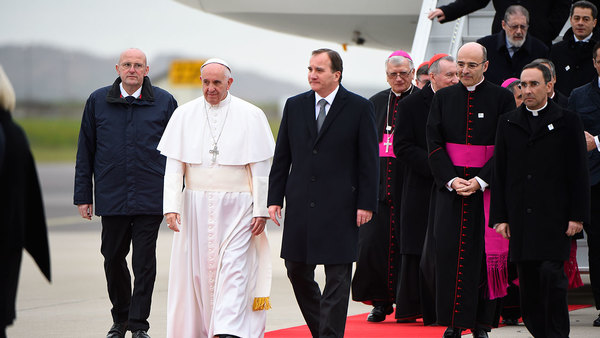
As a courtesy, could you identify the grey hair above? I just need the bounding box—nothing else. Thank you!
[0,65,16,112]
[428,55,456,75]
[504,5,530,24]
[385,56,414,70]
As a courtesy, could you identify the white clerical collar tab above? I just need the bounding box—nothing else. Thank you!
[202,58,231,71]
[526,101,548,116]
[466,77,485,92]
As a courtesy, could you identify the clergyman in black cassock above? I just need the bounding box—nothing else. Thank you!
[490,64,590,338]
[394,54,458,323]
[426,42,515,337]
[351,50,418,323]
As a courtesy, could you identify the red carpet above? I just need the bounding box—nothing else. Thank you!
[265,305,592,337]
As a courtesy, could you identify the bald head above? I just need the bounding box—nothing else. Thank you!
[457,42,488,87]
[119,48,147,65]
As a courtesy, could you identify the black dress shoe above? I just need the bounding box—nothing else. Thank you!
[594,314,600,327]
[367,304,394,322]
[502,318,519,326]
[443,327,463,337]
[471,328,489,338]
[106,322,127,338]
[132,330,151,338]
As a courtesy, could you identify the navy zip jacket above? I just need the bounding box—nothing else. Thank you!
[74,76,177,216]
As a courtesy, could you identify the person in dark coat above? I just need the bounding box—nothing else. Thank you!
[74,48,177,338]
[351,50,417,323]
[394,54,458,323]
[476,5,549,85]
[491,62,590,338]
[268,48,379,338]
[530,59,569,108]
[426,42,516,338]
[0,65,50,338]
[550,1,599,96]
[428,0,571,46]
[568,41,600,327]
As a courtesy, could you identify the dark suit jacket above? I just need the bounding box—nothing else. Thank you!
[490,101,590,261]
[569,79,600,185]
[550,32,600,96]
[477,31,549,85]
[440,0,571,46]
[268,85,379,264]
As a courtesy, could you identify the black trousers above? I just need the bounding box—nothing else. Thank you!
[285,260,352,338]
[587,182,600,310]
[517,260,569,338]
[101,215,162,332]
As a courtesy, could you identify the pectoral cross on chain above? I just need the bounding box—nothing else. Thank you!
[209,143,219,163]
[384,137,392,153]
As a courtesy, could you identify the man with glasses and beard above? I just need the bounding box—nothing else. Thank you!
[476,5,548,85]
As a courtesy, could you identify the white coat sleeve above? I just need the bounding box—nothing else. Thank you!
[249,158,272,218]
[163,157,185,215]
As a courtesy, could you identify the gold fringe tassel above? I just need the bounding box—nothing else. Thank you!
[252,297,272,311]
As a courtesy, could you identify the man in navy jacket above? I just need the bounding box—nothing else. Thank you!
[74,48,177,338]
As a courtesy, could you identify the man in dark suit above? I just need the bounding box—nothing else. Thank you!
[477,5,548,85]
[568,41,600,327]
[550,1,599,95]
[428,0,571,46]
[268,48,379,338]
[491,62,590,337]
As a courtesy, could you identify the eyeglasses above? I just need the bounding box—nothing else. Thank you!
[120,62,145,71]
[456,61,487,70]
[386,71,412,79]
[506,24,528,31]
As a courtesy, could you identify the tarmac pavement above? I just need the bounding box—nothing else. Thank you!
[6,163,600,337]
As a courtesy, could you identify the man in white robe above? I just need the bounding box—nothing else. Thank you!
[157,59,275,338]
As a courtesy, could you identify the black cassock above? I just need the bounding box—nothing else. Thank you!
[426,81,515,329]
[352,86,418,305]
[393,84,435,320]
[0,109,50,328]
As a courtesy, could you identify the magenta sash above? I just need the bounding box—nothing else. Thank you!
[446,142,509,299]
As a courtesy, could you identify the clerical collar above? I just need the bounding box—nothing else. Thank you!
[205,91,232,108]
[119,82,142,99]
[526,101,548,116]
[597,77,600,88]
[465,77,485,92]
[392,85,414,97]
[315,85,339,107]
[574,32,593,43]
[550,91,555,99]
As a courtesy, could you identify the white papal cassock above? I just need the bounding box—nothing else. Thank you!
[157,93,275,338]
